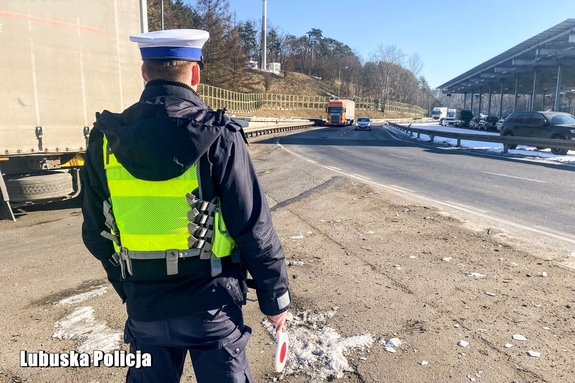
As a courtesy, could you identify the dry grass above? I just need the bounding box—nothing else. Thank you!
[234,70,410,120]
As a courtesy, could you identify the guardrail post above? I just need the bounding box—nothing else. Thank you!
[503,144,508,154]
[429,135,434,142]
[457,138,461,147]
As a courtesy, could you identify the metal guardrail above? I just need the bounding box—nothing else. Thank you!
[387,122,575,154]
[243,121,315,138]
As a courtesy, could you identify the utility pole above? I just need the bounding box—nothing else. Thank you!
[261,0,267,71]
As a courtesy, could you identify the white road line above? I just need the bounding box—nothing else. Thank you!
[387,153,412,160]
[351,174,371,180]
[388,185,415,193]
[443,201,490,214]
[483,171,546,183]
[276,139,575,248]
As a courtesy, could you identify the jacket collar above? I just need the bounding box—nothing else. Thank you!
[140,79,202,104]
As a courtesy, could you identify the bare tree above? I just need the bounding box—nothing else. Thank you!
[407,52,424,79]
[370,45,405,112]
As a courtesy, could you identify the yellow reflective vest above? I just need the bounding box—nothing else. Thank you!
[102,138,235,261]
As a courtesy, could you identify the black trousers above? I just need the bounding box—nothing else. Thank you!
[124,304,252,383]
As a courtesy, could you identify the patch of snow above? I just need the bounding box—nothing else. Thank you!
[53,306,122,353]
[286,260,305,266]
[390,125,575,165]
[512,334,527,341]
[468,272,486,278]
[55,286,108,306]
[385,338,402,347]
[262,308,375,382]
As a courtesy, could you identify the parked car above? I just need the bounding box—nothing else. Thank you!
[495,115,508,132]
[499,111,575,155]
[455,109,473,128]
[469,117,482,130]
[478,116,499,131]
[355,117,372,131]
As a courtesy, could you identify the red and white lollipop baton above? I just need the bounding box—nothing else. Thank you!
[274,330,289,373]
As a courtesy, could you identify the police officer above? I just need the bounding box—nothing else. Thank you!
[81,29,291,383]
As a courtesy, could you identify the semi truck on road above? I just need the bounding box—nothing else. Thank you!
[0,0,146,220]
[431,107,448,123]
[326,99,355,126]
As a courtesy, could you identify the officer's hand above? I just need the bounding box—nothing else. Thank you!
[268,311,288,333]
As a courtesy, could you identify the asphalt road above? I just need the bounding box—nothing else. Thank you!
[272,123,575,253]
[3,126,575,382]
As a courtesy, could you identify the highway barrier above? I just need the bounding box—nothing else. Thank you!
[387,122,575,154]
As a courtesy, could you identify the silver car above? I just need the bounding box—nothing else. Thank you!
[355,117,372,131]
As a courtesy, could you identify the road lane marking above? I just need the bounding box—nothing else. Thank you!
[483,171,546,183]
[443,201,489,214]
[351,174,371,180]
[387,153,412,160]
[276,138,575,249]
[388,185,415,193]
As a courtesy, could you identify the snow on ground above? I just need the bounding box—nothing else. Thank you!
[262,308,382,382]
[390,123,575,165]
[54,286,387,382]
[52,288,122,353]
[54,286,108,306]
[53,306,122,353]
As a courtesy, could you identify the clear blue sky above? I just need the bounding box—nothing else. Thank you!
[192,0,574,89]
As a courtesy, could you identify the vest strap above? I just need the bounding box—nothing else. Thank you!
[100,230,120,245]
[210,253,222,277]
[115,248,202,277]
[123,248,201,260]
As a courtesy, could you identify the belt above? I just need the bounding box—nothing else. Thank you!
[111,248,202,278]
[111,247,224,279]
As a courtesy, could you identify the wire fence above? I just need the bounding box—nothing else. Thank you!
[197,84,427,117]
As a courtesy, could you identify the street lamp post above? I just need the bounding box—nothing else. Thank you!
[161,0,164,30]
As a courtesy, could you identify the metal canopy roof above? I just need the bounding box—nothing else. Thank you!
[438,19,575,96]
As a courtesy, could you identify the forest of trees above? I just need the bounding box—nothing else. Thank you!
[147,0,438,112]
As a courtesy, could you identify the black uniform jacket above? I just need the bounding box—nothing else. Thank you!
[81,80,290,322]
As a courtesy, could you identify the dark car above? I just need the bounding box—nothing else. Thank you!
[499,111,575,155]
[455,109,473,128]
[478,116,499,131]
[469,117,482,130]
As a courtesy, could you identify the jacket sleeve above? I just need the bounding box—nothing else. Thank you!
[208,125,291,316]
[81,128,127,301]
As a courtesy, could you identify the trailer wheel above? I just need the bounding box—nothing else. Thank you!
[6,172,74,202]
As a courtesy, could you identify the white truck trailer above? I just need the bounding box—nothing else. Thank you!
[441,109,457,126]
[431,107,448,123]
[0,0,147,220]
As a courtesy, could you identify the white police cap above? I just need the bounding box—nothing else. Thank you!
[130,29,209,62]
